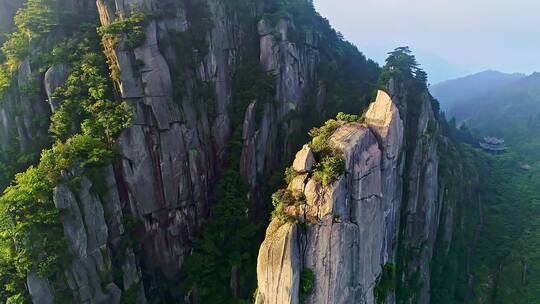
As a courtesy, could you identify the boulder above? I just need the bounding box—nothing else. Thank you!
[44,64,70,112]
[292,144,314,173]
[365,90,404,160]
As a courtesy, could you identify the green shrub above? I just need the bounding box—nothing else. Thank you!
[308,115,349,187]
[374,263,396,304]
[0,66,12,97]
[271,202,288,223]
[50,52,133,142]
[271,189,297,224]
[309,111,360,155]
[336,112,361,123]
[284,166,299,184]
[300,268,314,303]
[97,10,148,48]
[313,155,345,187]
[40,134,113,183]
[0,0,59,96]
[6,294,25,304]
[271,189,296,208]
[308,118,340,154]
[0,166,68,299]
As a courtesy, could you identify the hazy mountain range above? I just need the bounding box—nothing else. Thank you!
[431,70,540,141]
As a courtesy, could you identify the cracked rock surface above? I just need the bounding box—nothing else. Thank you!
[256,90,405,304]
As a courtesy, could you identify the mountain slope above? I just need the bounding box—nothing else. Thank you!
[430,70,525,111]
[431,68,540,303]
[438,73,540,144]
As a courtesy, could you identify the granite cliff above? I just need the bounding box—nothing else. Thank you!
[0,1,480,303]
[255,81,444,304]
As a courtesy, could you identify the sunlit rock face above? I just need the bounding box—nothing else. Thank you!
[256,90,407,304]
[292,144,315,173]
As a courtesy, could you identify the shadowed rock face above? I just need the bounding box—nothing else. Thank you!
[256,90,406,304]
[93,0,325,279]
[0,0,24,33]
[94,0,236,279]
[27,272,55,304]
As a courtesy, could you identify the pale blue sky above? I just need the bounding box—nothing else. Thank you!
[313,0,540,83]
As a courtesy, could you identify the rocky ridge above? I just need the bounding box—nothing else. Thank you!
[256,90,405,304]
[256,82,443,304]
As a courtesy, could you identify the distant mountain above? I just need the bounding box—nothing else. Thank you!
[435,72,540,143]
[430,70,526,111]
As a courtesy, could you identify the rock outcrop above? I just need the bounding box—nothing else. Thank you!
[53,167,145,304]
[44,64,71,113]
[256,222,300,304]
[27,272,55,304]
[256,90,405,304]
[292,145,315,173]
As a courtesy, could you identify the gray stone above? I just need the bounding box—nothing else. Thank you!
[27,272,55,304]
[292,144,314,173]
[44,64,70,112]
[255,223,300,304]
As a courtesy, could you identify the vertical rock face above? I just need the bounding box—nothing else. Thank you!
[4,57,51,153]
[365,90,404,267]
[255,222,300,304]
[27,272,55,304]
[95,0,232,277]
[53,167,143,304]
[95,0,325,281]
[388,81,441,303]
[256,90,405,304]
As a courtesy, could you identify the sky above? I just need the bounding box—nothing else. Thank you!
[313,0,540,84]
